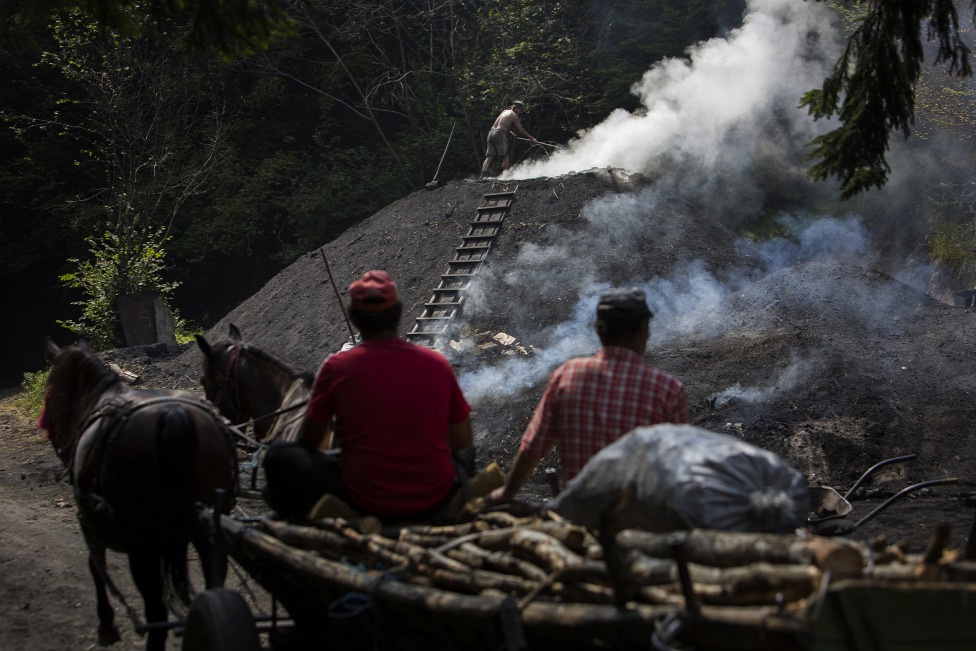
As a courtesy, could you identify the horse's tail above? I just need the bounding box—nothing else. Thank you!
[155,403,199,607]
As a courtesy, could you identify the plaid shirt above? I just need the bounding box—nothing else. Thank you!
[520,346,688,482]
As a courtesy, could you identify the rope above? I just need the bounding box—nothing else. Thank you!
[227,400,309,445]
[326,562,400,620]
[327,592,373,619]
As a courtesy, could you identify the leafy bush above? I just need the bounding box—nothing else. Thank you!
[14,369,48,420]
[58,226,179,350]
[173,312,204,345]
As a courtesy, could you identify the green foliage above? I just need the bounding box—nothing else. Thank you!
[928,217,976,284]
[0,21,101,274]
[926,176,976,285]
[173,313,204,344]
[1,0,296,59]
[801,0,973,199]
[14,369,48,420]
[1,0,762,342]
[59,227,179,350]
[464,0,606,136]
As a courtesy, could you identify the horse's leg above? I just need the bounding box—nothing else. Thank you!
[87,544,121,645]
[128,551,168,651]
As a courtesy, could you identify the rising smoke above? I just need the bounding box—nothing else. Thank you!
[511,0,846,224]
[458,214,871,404]
[459,0,970,408]
[460,0,878,405]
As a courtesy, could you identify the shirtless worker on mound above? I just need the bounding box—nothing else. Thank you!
[480,101,538,180]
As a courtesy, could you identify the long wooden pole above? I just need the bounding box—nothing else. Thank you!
[319,248,356,341]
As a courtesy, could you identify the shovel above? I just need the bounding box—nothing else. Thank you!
[425,121,455,190]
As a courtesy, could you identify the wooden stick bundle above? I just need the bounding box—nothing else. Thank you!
[255,510,959,612]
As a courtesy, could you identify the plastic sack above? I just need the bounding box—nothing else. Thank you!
[547,424,811,534]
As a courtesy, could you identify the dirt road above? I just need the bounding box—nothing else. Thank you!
[0,391,272,651]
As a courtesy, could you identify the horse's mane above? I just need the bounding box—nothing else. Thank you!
[46,345,123,434]
[228,340,315,384]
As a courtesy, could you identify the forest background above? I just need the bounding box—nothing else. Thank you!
[0,0,973,385]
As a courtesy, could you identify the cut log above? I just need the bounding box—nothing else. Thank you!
[107,362,140,384]
[689,562,821,605]
[453,542,549,581]
[422,567,535,595]
[473,521,591,555]
[259,520,351,559]
[617,529,864,577]
[395,530,455,548]
[509,529,585,574]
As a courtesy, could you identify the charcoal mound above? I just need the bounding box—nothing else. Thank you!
[133,170,976,551]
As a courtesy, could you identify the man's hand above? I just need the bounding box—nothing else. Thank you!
[487,485,511,505]
[488,449,537,505]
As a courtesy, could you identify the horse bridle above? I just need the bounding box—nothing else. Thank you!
[209,343,244,418]
[209,342,308,431]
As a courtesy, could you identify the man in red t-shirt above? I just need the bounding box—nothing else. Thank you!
[488,287,688,503]
[263,270,474,520]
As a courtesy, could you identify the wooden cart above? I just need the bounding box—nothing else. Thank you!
[183,505,976,651]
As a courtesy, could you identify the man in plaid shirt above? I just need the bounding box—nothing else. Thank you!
[489,287,688,503]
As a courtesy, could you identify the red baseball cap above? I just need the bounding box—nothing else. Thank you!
[348,270,399,311]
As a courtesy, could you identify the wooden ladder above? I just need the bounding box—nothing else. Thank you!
[406,190,516,348]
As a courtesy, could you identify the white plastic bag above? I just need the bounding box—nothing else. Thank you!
[548,424,810,534]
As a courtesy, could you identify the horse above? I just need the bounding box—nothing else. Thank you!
[42,340,238,651]
[195,324,314,446]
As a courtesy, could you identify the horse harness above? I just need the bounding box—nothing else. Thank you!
[209,343,243,414]
[71,394,237,522]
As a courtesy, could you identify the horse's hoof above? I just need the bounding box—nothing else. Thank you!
[98,623,122,646]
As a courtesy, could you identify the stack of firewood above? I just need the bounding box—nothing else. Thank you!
[250,509,955,612]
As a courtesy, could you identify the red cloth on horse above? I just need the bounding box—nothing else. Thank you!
[306,338,470,516]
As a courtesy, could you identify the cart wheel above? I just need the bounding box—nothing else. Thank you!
[183,588,261,651]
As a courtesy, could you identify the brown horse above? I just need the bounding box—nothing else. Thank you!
[42,340,238,651]
[195,324,314,445]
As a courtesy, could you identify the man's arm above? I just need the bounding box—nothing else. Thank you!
[488,449,537,504]
[297,415,333,451]
[511,115,538,143]
[449,418,476,478]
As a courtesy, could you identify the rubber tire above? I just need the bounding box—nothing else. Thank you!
[183,588,261,651]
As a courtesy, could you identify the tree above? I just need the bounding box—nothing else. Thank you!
[0,23,96,275]
[459,0,611,143]
[801,0,974,199]
[10,9,230,346]
[1,0,294,58]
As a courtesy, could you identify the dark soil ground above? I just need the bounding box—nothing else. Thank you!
[3,170,976,649]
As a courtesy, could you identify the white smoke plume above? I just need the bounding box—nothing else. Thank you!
[457,0,965,405]
[511,0,843,199]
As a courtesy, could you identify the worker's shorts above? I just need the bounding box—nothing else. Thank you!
[485,128,511,156]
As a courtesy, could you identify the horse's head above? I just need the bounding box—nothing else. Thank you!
[195,324,248,424]
[196,324,313,441]
[42,339,122,466]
